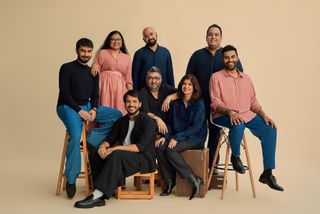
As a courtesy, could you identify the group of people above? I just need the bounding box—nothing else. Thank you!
[56,24,284,209]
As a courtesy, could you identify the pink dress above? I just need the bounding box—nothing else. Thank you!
[92,49,132,114]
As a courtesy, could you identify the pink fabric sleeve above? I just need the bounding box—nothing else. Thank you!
[249,77,261,113]
[124,56,133,84]
[92,51,103,70]
[210,74,226,112]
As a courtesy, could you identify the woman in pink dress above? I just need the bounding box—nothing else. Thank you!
[91,31,133,114]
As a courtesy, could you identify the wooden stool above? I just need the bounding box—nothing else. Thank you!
[134,166,165,191]
[116,170,158,199]
[207,125,256,199]
[56,122,93,196]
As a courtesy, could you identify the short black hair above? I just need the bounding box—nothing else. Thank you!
[123,90,141,103]
[76,38,93,50]
[222,45,238,56]
[206,24,222,36]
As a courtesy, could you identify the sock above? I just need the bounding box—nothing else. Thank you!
[92,189,104,199]
[263,169,272,176]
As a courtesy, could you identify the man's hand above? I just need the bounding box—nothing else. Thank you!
[168,138,177,149]
[97,141,111,159]
[229,111,245,125]
[155,137,166,147]
[88,109,96,122]
[262,115,277,128]
[78,110,92,121]
[156,118,168,134]
[91,65,100,76]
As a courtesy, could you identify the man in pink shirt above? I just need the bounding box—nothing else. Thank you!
[209,45,284,191]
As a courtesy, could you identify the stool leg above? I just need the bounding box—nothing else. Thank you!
[81,122,91,196]
[235,172,239,191]
[56,132,68,196]
[150,173,155,199]
[242,134,256,198]
[221,142,230,200]
[207,131,223,190]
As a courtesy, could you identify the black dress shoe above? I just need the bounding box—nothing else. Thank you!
[259,174,284,191]
[188,174,202,200]
[74,194,105,208]
[66,182,76,199]
[160,180,175,196]
[231,154,245,174]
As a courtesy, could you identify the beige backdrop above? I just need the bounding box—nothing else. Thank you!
[1,0,319,213]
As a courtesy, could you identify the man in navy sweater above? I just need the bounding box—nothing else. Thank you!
[57,38,121,198]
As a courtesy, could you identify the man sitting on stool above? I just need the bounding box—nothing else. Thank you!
[74,90,157,208]
[209,45,284,191]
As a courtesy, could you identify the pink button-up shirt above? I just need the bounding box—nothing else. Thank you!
[209,69,261,123]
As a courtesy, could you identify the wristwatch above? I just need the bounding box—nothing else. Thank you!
[153,115,158,120]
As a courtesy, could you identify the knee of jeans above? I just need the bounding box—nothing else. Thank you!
[230,123,245,132]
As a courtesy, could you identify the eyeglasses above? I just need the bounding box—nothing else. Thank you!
[147,76,161,81]
[110,38,122,42]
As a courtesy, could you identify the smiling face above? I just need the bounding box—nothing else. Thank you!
[143,27,158,47]
[223,50,239,71]
[146,71,162,92]
[206,26,222,50]
[76,45,93,64]
[109,33,122,51]
[181,79,194,97]
[124,95,141,116]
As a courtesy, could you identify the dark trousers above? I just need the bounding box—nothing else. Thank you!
[207,120,221,168]
[89,150,141,198]
[156,141,198,182]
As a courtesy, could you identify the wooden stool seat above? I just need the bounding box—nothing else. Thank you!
[207,125,256,199]
[116,170,158,200]
[56,122,93,196]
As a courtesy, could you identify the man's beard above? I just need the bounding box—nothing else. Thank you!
[78,56,91,64]
[147,39,157,47]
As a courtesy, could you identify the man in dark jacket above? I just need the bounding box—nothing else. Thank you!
[74,90,157,208]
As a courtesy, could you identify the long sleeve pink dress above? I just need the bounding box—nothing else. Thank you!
[92,49,132,114]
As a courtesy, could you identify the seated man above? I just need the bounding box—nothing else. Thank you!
[74,90,157,208]
[56,38,121,198]
[209,45,284,191]
[139,66,177,134]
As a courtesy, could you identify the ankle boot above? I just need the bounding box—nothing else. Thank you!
[160,179,175,196]
[187,174,202,200]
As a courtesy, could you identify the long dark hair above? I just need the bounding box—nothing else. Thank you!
[177,74,202,101]
[99,30,129,54]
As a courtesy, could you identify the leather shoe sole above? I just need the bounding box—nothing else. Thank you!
[74,195,105,208]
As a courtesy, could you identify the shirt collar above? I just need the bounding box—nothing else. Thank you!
[223,69,243,78]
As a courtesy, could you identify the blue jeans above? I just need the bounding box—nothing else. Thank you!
[213,115,276,170]
[57,104,122,183]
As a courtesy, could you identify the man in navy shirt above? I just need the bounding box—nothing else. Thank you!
[132,27,175,91]
[186,24,243,169]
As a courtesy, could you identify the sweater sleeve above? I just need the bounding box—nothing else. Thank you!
[166,51,175,87]
[58,65,81,112]
[132,51,141,91]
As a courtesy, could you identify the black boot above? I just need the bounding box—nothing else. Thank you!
[160,179,175,196]
[187,174,202,200]
[231,154,245,174]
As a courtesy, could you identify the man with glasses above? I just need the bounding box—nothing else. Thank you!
[132,27,175,91]
[139,66,177,134]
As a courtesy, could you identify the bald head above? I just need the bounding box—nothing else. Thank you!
[142,27,158,47]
